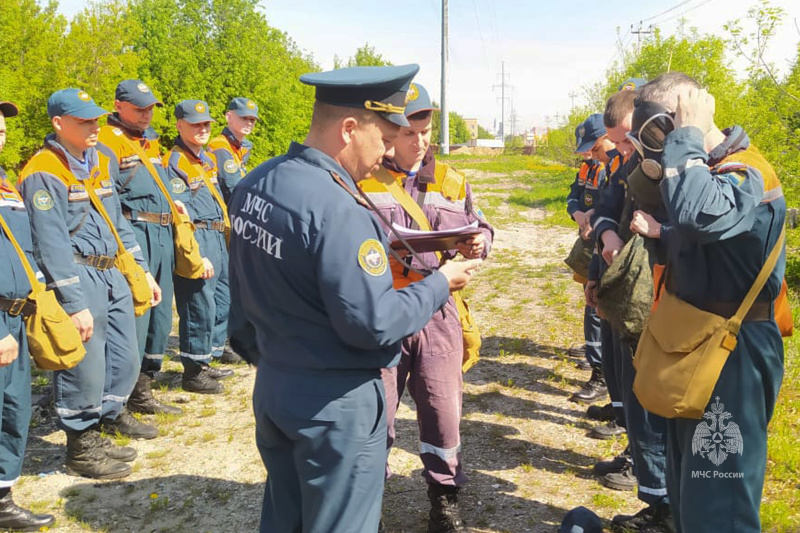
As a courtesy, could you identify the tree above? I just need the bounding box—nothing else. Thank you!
[334,43,393,68]
[477,124,494,139]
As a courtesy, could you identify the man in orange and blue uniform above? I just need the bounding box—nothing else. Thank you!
[359,82,493,533]
[0,98,56,530]
[637,73,785,533]
[165,100,233,394]
[98,79,182,416]
[18,89,156,479]
[206,97,257,364]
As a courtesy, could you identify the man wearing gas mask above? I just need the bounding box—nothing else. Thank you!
[630,72,786,533]
[587,79,674,533]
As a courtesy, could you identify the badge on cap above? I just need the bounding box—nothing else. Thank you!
[195,103,206,113]
[246,100,256,109]
[407,84,419,102]
[171,178,187,194]
[137,83,150,93]
[224,160,238,174]
[78,91,91,102]
[33,190,54,210]
[621,82,636,91]
[358,239,387,276]
[578,126,586,138]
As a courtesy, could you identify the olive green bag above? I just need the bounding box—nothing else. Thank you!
[564,235,594,280]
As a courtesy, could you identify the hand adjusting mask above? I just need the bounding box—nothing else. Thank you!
[626,99,675,180]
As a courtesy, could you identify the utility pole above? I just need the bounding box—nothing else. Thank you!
[568,91,577,109]
[440,0,449,155]
[493,61,510,142]
[631,21,654,52]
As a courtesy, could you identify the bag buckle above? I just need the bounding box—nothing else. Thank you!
[8,299,26,317]
[96,255,114,270]
[160,213,172,226]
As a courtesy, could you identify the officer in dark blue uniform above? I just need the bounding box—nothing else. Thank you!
[0,98,56,531]
[637,73,785,533]
[227,65,480,533]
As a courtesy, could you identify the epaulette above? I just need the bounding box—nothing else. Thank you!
[329,171,370,209]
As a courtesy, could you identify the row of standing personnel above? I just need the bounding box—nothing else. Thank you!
[562,73,788,533]
[0,81,258,529]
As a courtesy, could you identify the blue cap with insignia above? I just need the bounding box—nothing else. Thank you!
[174,100,215,124]
[228,97,259,119]
[618,78,647,92]
[0,100,18,118]
[47,89,109,119]
[404,82,438,118]
[574,114,606,154]
[115,79,163,108]
[559,506,603,533]
[300,64,420,127]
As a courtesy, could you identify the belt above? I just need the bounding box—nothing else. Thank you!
[194,220,226,232]
[705,301,772,322]
[74,254,117,270]
[0,297,36,317]
[123,208,173,226]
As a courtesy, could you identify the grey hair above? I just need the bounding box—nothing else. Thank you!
[636,72,701,112]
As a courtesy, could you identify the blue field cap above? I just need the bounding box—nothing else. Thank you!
[0,100,18,118]
[47,89,109,119]
[174,100,215,124]
[575,114,606,153]
[404,83,438,118]
[300,64,420,127]
[559,506,604,533]
[618,78,647,92]
[115,80,163,108]
[228,97,259,119]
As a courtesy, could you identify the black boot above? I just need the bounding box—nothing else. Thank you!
[588,420,626,440]
[0,489,55,532]
[182,363,223,394]
[100,410,158,440]
[602,464,637,491]
[91,428,137,462]
[593,447,632,476]
[427,484,466,533]
[586,402,616,422]
[612,502,676,532]
[65,430,132,480]
[204,365,234,381]
[218,342,245,364]
[569,366,608,404]
[128,373,183,415]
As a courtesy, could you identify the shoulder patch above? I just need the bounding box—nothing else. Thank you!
[112,128,123,137]
[224,159,238,174]
[33,189,55,210]
[357,239,388,277]
[170,178,187,194]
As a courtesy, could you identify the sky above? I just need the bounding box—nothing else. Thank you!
[56,0,800,134]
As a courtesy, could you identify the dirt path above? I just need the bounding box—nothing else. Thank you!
[14,169,642,532]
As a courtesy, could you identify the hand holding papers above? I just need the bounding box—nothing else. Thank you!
[389,221,482,253]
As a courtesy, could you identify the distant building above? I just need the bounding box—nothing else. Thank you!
[464,118,479,140]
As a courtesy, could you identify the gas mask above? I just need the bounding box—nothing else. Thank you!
[626,100,675,180]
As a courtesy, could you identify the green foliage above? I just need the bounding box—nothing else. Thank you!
[477,124,494,139]
[0,0,317,174]
[432,109,471,145]
[334,43,393,68]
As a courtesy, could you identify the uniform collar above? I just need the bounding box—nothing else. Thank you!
[287,141,356,190]
[107,113,159,140]
[0,167,6,181]
[222,127,253,151]
[382,146,436,183]
[44,134,98,180]
[173,136,211,165]
[707,126,749,167]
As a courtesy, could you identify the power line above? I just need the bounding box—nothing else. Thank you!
[471,0,490,68]
[656,0,716,24]
[641,0,694,23]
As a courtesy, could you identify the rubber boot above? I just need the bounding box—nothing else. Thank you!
[65,430,131,480]
[127,373,183,415]
[427,484,467,533]
[0,489,55,532]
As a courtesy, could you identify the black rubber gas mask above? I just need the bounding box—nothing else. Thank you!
[626,100,675,180]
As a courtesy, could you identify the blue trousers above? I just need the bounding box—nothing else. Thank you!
[600,320,625,427]
[254,364,387,533]
[621,339,669,505]
[210,246,230,359]
[666,321,783,533]
[173,228,225,366]
[131,222,175,375]
[0,313,31,488]
[583,304,602,367]
[54,266,139,431]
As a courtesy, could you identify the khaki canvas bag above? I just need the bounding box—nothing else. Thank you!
[633,227,785,419]
[0,210,86,370]
[124,137,206,279]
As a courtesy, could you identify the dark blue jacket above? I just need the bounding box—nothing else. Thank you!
[227,142,450,370]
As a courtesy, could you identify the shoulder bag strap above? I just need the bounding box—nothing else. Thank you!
[196,158,230,222]
[124,137,181,221]
[0,210,42,295]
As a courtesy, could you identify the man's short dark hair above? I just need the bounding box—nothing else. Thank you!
[604,90,637,128]
[637,72,701,112]
[408,110,433,122]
